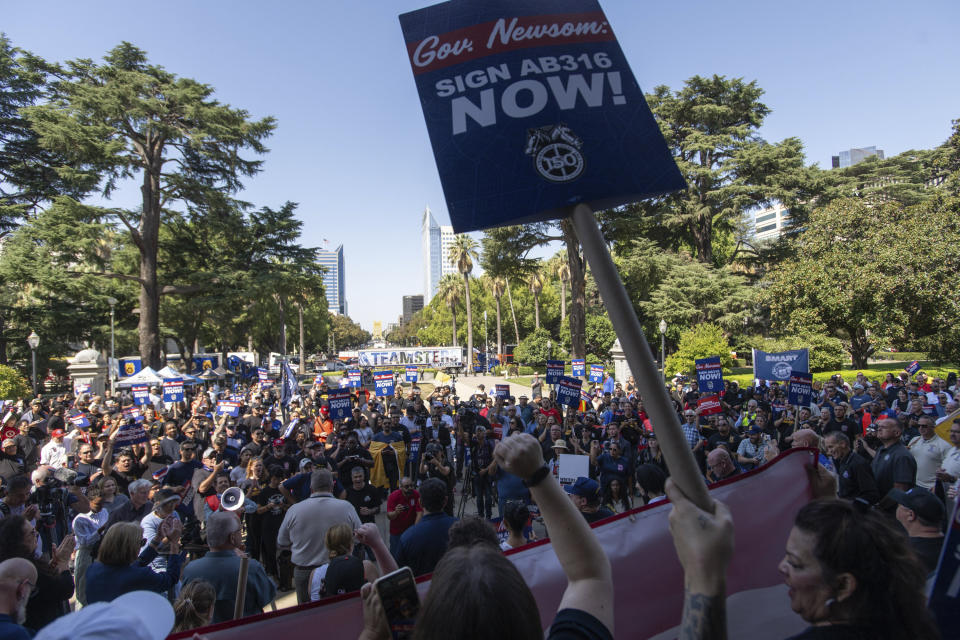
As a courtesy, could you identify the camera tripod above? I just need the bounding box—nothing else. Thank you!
[457,462,474,519]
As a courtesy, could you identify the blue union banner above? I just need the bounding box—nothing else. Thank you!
[399,0,685,233]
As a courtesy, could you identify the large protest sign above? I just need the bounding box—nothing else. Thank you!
[162,378,184,403]
[495,383,510,398]
[787,372,813,406]
[556,376,583,408]
[328,389,352,421]
[405,365,419,382]
[589,364,604,383]
[906,359,921,376]
[374,370,395,397]
[398,0,685,233]
[347,369,361,389]
[571,358,585,377]
[695,357,724,393]
[752,348,809,382]
[132,385,150,406]
[545,360,565,385]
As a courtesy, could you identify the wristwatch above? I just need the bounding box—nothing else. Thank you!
[523,465,550,488]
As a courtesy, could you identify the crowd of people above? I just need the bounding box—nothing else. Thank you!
[0,362,956,639]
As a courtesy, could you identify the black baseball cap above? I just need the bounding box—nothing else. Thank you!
[885,487,945,524]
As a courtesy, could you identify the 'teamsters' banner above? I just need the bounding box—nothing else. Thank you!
[398,0,685,233]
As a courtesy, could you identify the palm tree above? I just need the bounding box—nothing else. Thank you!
[529,270,544,330]
[449,234,479,374]
[436,273,461,346]
[549,254,571,323]
[491,276,506,358]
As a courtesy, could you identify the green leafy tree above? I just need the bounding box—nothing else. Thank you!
[330,314,370,351]
[602,75,815,266]
[491,276,506,356]
[23,42,275,368]
[436,273,461,347]
[528,269,544,330]
[584,314,616,362]
[0,363,30,400]
[762,197,960,367]
[513,327,553,368]
[664,323,734,377]
[449,235,478,371]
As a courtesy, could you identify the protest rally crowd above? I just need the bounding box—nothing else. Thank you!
[0,360,957,640]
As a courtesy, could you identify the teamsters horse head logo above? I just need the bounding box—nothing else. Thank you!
[524,123,585,183]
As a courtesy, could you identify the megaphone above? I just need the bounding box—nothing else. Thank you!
[220,486,245,512]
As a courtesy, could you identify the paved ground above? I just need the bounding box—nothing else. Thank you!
[451,372,533,400]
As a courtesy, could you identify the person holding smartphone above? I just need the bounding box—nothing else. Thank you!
[359,433,614,640]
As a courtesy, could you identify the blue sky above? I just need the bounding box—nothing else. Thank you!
[6,0,959,331]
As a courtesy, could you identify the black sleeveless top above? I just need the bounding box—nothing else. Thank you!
[324,554,364,596]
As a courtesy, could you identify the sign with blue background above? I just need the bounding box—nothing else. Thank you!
[119,357,142,379]
[787,372,813,406]
[571,359,585,377]
[589,364,604,383]
[347,369,361,388]
[695,357,724,393]
[556,376,583,408]
[328,389,353,420]
[546,360,565,385]
[399,0,685,234]
[162,378,184,403]
[374,370,395,397]
[753,348,809,382]
[405,365,419,382]
[132,385,150,406]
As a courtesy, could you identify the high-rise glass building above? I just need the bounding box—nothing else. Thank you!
[317,244,346,315]
[831,146,885,169]
[421,207,456,304]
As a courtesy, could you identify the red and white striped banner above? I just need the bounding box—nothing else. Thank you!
[170,448,816,640]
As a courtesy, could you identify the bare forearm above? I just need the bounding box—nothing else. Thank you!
[679,588,727,640]
[368,535,398,575]
[529,476,610,584]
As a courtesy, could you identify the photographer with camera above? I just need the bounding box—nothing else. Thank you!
[29,466,88,555]
[335,432,374,481]
[418,443,453,516]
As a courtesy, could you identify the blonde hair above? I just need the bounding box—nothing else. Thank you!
[97,522,142,566]
[325,523,354,558]
[173,579,216,632]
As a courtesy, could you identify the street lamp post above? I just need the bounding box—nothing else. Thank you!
[658,319,667,382]
[27,331,40,397]
[107,297,117,394]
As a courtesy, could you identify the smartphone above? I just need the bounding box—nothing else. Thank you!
[375,567,420,640]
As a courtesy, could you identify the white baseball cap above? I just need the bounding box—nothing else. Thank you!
[36,591,174,640]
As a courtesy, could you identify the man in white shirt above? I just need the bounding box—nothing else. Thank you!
[908,416,952,490]
[39,430,68,469]
[935,417,960,497]
[71,483,108,605]
[277,469,361,605]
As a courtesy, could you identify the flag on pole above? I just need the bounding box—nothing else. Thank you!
[281,359,298,407]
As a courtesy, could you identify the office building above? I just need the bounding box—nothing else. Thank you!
[402,294,424,325]
[831,146,884,169]
[317,244,346,315]
[421,206,456,304]
[751,202,791,241]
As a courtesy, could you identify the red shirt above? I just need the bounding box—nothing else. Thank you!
[540,407,562,424]
[387,488,421,535]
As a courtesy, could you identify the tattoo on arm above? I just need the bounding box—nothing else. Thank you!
[679,589,727,640]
